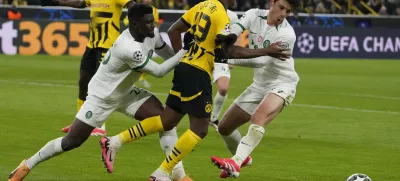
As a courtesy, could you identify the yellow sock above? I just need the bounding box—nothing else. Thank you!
[118,115,164,144]
[77,98,84,112]
[160,129,201,174]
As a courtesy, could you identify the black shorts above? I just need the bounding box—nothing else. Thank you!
[80,47,108,74]
[166,63,212,118]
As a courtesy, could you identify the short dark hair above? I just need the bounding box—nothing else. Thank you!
[283,0,300,11]
[274,0,300,11]
[128,3,153,22]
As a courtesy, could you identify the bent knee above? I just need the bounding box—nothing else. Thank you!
[162,123,177,132]
[61,137,84,151]
[218,125,234,136]
[194,129,208,139]
[218,89,228,96]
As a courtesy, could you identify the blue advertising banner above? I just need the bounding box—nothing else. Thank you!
[294,27,400,59]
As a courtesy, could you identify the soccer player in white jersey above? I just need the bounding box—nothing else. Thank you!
[8,4,193,181]
[209,8,240,129]
[210,0,301,178]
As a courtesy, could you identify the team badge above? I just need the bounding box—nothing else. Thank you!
[263,40,271,48]
[85,111,92,119]
[278,42,290,49]
[205,103,212,113]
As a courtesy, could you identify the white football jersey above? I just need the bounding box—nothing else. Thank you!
[88,29,165,101]
[227,9,239,23]
[232,9,299,86]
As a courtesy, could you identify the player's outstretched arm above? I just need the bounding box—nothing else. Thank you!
[139,32,193,77]
[139,49,186,78]
[228,42,291,61]
[227,57,271,68]
[155,43,175,60]
[54,0,86,8]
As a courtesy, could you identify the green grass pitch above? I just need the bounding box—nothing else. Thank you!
[0,55,399,181]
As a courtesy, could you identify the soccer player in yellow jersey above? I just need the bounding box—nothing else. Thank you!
[102,0,291,180]
[55,0,135,136]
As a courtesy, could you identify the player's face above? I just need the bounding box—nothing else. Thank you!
[138,14,155,38]
[269,0,293,25]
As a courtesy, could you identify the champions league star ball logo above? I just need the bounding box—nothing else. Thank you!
[133,51,143,61]
[297,33,314,54]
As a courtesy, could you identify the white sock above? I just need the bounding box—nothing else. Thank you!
[211,92,227,122]
[110,135,122,148]
[25,137,63,169]
[232,124,265,166]
[221,129,242,155]
[159,127,186,180]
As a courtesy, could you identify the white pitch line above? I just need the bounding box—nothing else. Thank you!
[309,91,400,100]
[1,79,399,115]
[291,103,400,115]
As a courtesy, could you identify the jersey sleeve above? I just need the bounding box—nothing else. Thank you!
[119,43,151,69]
[214,8,231,37]
[231,9,255,35]
[117,0,131,7]
[228,10,239,23]
[181,4,199,27]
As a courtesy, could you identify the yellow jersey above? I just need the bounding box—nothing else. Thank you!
[85,0,130,49]
[180,0,231,76]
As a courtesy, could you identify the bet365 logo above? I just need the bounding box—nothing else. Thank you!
[0,21,18,55]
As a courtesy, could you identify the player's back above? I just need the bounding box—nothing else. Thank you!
[85,0,130,49]
[180,0,231,76]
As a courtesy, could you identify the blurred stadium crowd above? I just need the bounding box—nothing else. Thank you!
[2,0,400,15]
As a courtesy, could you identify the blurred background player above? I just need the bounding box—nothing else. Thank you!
[55,0,135,136]
[8,4,192,181]
[124,0,160,89]
[210,0,300,178]
[209,7,239,130]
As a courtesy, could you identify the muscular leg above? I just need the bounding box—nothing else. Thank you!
[135,97,187,179]
[232,93,284,166]
[211,77,230,126]
[158,114,208,176]
[25,119,94,169]
[218,103,250,155]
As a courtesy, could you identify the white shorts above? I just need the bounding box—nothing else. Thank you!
[212,63,231,82]
[76,87,153,128]
[234,83,296,115]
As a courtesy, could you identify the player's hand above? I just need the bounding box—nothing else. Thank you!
[264,42,291,61]
[214,48,228,63]
[183,32,194,51]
